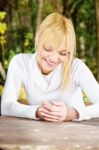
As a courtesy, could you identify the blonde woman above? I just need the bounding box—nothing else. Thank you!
[1,13,99,122]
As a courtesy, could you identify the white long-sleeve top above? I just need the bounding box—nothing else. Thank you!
[1,53,99,121]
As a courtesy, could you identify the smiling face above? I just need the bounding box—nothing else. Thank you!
[36,37,70,75]
[35,12,76,89]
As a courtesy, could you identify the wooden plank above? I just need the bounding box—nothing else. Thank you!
[0,116,99,150]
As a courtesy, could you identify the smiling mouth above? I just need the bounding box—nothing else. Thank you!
[45,59,56,67]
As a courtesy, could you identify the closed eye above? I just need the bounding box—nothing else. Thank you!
[59,51,70,56]
[43,45,52,51]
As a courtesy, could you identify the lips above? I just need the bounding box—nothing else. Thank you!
[45,58,56,67]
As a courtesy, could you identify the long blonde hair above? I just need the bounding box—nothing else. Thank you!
[35,12,76,91]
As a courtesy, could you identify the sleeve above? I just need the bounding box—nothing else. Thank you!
[72,59,99,121]
[1,55,40,120]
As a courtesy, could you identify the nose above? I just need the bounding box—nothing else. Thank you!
[49,51,60,63]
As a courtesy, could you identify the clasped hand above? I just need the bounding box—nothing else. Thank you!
[36,101,68,122]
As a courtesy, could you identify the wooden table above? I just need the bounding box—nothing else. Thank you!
[0,116,99,150]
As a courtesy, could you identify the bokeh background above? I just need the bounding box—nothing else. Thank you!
[0,0,99,102]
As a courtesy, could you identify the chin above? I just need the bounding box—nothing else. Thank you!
[42,66,54,74]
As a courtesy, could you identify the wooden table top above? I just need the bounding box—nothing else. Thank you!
[0,116,99,150]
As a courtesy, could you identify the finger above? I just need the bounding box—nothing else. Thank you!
[37,106,51,119]
[43,101,62,112]
[40,107,62,118]
[41,112,60,120]
[43,103,53,111]
[43,117,61,122]
[39,107,50,113]
[47,110,61,117]
[43,101,51,105]
[40,109,61,117]
[44,102,62,112]
[52,101,64,106]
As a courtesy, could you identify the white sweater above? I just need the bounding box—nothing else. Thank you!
[1,53,99,121]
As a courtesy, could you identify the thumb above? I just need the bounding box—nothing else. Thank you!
[43,101,51,105]
[52,101,63,106]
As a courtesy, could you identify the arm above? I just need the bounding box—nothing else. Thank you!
[72,59,99,121]
[1,55,40,120]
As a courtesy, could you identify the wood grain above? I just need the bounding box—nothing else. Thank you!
[0,116,99,150]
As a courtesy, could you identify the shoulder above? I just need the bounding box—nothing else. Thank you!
[72,58,85,67]
[71,58,92,85]
[11,53,33,63]
[72,58,87,73]
[8,53,36,73]
[9,53,35,67]
[72,58,87,80]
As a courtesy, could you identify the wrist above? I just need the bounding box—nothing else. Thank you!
[65,106,79,121]
[36,106,41,118]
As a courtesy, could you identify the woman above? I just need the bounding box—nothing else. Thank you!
[1,13,99,122]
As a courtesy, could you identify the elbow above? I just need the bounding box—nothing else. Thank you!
[1,99,11,116]
[1,102,7,115]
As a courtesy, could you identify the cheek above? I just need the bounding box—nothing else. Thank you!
[37,50,45,60]
[60,56,66,63]
[40,51,49,59]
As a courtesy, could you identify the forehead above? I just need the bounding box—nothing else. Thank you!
[44,35,73,52]
[45,39,65,49]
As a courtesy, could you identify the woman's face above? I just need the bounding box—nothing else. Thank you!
[36,38,70,75]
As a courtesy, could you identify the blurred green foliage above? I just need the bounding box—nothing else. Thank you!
[75,0,97,76]
[0,0,97,75]
[0,0,98,93]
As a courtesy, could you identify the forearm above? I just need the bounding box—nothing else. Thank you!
[1,99,40,120]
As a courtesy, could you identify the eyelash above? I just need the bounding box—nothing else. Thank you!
[44,46,69,56]
[44,46,52,52]
[59,53,67,56]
